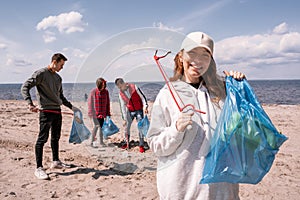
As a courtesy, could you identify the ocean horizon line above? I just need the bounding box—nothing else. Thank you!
[1,78,300,85]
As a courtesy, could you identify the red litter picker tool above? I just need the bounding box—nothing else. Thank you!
[153,50,206,115]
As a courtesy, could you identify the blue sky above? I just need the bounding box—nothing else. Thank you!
[0,0,299,83]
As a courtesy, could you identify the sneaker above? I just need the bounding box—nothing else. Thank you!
[139,146,145,153]
[121,143,129,149]
[51,160,71,169]
[90,142,98,148]
[99,142,107,147]
[34,167,49,180]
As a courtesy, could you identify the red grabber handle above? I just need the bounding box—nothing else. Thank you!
[154,50,171,60]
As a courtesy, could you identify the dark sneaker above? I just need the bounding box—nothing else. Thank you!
[51,160,71,169]
[121,143,129,149]
[99,142,107,147]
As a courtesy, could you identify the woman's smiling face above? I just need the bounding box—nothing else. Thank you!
[181,47,212,83]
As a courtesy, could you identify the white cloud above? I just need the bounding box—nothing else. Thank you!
[273,22,289,35]
[119,37,160,53]
[6,57,32,67]
[36,11,87,43]
[215,23,300,70]
[71,48,88,59]
[62,47,88,59]
[153,22,183,32]
[43,31,56,43]
[279,32,300,53]
[0,43,7,50]
[37,11,87,34]
[116,28,184,55]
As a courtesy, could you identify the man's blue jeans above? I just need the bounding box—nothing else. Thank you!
[125,109,144,146]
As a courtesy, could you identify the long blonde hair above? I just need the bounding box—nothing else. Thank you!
[170,50,226,103]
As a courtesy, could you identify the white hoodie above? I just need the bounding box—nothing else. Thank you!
[147,80,239,200]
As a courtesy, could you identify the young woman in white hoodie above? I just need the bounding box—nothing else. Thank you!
[147,32,245,200]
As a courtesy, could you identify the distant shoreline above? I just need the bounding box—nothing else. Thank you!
[1,80,299,104]
[1,79,300,85]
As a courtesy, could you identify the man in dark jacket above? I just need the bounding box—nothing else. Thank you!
[21,53,80,180]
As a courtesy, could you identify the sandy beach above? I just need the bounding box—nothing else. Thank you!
[0,100,299,199]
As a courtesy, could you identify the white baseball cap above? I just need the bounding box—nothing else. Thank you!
[180,32,214,55]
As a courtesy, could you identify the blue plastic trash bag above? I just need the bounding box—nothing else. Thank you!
[102,116,119,139]
[200,76,288,184]
[69,110,91,144]
[138,115,150,137]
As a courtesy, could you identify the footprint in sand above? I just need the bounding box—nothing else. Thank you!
[21,182,38,189]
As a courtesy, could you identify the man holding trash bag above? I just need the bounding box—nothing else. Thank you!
[21,53,80,180]
[115,78,148,153]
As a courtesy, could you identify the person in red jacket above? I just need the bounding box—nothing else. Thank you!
[88,77,111,147]
[115,78,148,153]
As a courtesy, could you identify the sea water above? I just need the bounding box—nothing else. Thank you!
[1,80,299,105]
